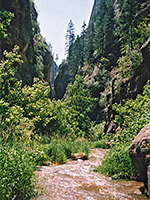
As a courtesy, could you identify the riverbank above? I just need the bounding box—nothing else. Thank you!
[33,148,146,200]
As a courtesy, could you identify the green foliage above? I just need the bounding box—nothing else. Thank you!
[113,83,150,145]
[0,46,23,99]
[97,145,135,180]
[0,142,37,200]
[89,140,106,149]
[134,18,150,46]
[0,10,14,38]
[0,46,95,140]
[48,75,95,139]
[0,46,54,136]
[64,75,95,138]
[21,78,54,134]
[96,83,150,180]
[89,122,105,141]
[34,139,90,165]
[115,45,142,90]
[117,0,139,45]
[94,0,116,58]
[84,22,95,64]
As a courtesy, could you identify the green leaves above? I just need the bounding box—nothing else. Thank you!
[0,144,37,200]
[99,83,150,181]
[113,83,150,145]
[98,145,135,180]
[0,46,23,99]
[0,10,14,38]
[64,75,95,138]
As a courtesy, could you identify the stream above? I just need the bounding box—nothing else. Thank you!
[34,148,147,200]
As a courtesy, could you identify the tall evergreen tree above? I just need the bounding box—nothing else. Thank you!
[84,22,95,64]
[65,20,75,57]
[118,0,139,46]
[94,0,115,59]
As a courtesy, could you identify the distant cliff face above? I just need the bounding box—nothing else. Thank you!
[90,0,100,23]
[54,62,74,99]
[0,0,56,86]
[0,0,37,84]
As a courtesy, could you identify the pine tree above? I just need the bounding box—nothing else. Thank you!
[84,22,95,64]
[94,0,115,58]
[118,0,139,46]
[65,20,75,57]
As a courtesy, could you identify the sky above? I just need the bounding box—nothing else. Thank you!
[33,0,94,65]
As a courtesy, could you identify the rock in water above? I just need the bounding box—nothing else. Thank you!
[129,123,150,197]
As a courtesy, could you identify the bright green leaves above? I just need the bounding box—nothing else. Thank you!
[0,10,14,38]
[21,78,54,133]
[50,75,96,139]
[0,144,37,200]
[0,46,23,99]
[113,83,150,145]
[0,47,95,139]
[0,47,53,137]
[64,75,95,138]
[98,145,135,180]
[134,18,150,46]
[116,45,142,88]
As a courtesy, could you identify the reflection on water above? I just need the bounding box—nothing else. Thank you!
[33,149,147,200]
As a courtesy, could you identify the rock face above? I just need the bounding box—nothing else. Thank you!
[0,0,56,86]
[50,60,58,86]
[54,63,74,99]
[0,0,36,85]
[105,36,150,134]
[129,123,150,197]
[90,0,100,23]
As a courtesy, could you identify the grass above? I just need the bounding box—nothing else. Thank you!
[89,140,107,149]
[95,145,135,180]
[35,138,90,165]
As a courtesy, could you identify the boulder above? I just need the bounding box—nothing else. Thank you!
[129,123,150,197]
[71,153,88,160]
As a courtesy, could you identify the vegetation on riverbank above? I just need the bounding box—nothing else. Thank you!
[0,0,150,198]
[97,83,150,180]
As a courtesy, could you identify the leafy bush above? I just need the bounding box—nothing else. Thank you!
[50,75,95,139]
[96,145,135,180]
[64,75,95,138]
[115,45,142,91]
[0,143,37,200]
[99,83,150,180]
[0,48,95,139]
[113,83,150,145]
[46,141,67,164]
[89,122,105,140]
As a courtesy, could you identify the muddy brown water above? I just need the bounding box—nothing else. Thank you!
[33,148,147,200]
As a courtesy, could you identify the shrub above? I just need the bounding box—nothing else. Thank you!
[50,75,95,139]
[113,83,150,145]
[99,83,150,180]
[89,122,105,140]
[96,145,135,180]
[0,143,37,200]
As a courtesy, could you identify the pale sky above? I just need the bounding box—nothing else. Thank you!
[33,0,94,65]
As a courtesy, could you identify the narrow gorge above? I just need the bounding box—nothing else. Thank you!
[0,0,150,199]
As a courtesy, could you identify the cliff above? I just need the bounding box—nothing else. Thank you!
[0,0,57,86]
[90,0,100,23]
[54,0,150,134]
